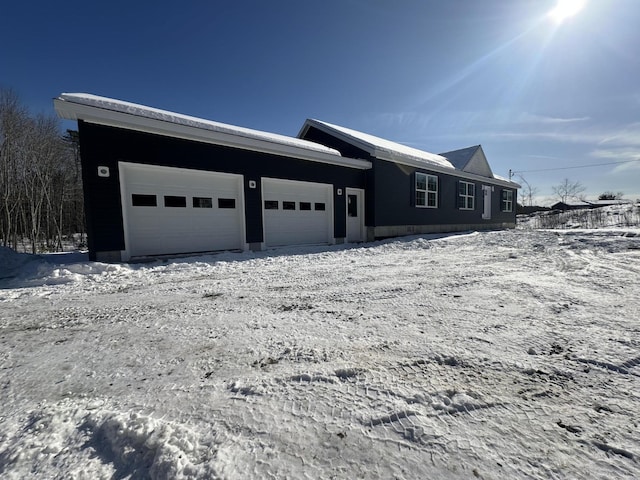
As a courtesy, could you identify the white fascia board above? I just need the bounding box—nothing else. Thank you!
[54,99,372,171]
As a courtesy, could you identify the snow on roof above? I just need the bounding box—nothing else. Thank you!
[302,119,454,170]
[56,93,343,158]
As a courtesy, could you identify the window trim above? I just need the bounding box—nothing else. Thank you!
[458,181,475,210]
[501,189,514,212]
[415,172,438,208]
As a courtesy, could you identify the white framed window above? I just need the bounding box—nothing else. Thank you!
[416,173,438,208]
[501,189,513,212]
[458,181,475,210]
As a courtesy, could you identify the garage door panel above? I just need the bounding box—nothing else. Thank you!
[262,178,332,247]
[120,162,244,257]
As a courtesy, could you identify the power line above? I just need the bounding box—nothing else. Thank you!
[509,158,640,179]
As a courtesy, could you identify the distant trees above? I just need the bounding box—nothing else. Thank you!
[598,191,624,200]
[0,88,84,253]
[552,178,585,203]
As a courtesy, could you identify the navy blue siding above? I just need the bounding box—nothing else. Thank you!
[373,159,516,226]
[301,126,377,226]
[301,125,517,229]
[78,122,366,258]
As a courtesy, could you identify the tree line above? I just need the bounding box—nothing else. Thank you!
[0,88,84,253]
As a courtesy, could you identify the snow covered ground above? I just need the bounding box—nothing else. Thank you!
[1,228,639,479]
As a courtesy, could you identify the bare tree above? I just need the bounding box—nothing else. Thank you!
[0,87,84,253]
[552,178,586,203]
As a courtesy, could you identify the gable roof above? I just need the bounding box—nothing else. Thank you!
[299,119,454,170]
[54,94,372,170]
[439,145,493,178]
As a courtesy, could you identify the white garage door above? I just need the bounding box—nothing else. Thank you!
[119,162,244,258]
[262,178,333,247]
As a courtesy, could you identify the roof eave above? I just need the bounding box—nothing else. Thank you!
[55,99,372,170]
[373,151,519,188]
[301,119,378,156]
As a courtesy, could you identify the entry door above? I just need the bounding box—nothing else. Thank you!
[482,185,492,220]
[346,188,364,242]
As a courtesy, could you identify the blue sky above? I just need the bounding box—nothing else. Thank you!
[2,0,640,203]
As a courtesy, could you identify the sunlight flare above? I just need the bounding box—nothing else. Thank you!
[548,0,586,24]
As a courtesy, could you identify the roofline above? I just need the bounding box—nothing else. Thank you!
[54,96,372,171]
[299,120,377,158]
[300,119,453,168]
[300,120,519,188]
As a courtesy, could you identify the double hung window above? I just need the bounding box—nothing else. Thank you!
[458,181,475,210]
[416,173,438,208]
[501,190,513,212]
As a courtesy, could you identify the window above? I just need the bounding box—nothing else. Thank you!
[416,173,438,208]
[164,196,187,207]
[299,202,312,211]
[193,197,213,208]
[131,194,157,207]
[314,202,326,211]
[458,181,475,210]
[348,194,358,217]
[283,201,296,210]
[264,200,279,210]
[218,198,236,209]
[501,190,513,212]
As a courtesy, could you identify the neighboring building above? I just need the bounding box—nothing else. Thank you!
[54,93,519,262]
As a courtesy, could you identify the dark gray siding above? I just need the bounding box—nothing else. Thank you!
[301,125,517,229]
[373,159,516,227]
[78,121,366,259]
[301,126,376,226]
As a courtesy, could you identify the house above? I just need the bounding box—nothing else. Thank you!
[299,120,519,241]
[54,93,519,262]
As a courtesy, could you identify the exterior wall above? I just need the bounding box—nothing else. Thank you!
[301,126,377,225]
[372,159,517,229]
[300,126,518,232]
[78,121,365,260]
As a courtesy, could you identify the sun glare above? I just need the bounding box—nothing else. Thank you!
[548,0,586,23]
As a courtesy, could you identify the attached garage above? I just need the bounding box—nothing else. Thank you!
[119,162,244,259]
[262,178,333,247]
[54,94,408,262]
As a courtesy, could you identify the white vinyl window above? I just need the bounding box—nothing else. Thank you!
[458,181,475,210]
[416,173,438,208]
[501,190,513,212]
